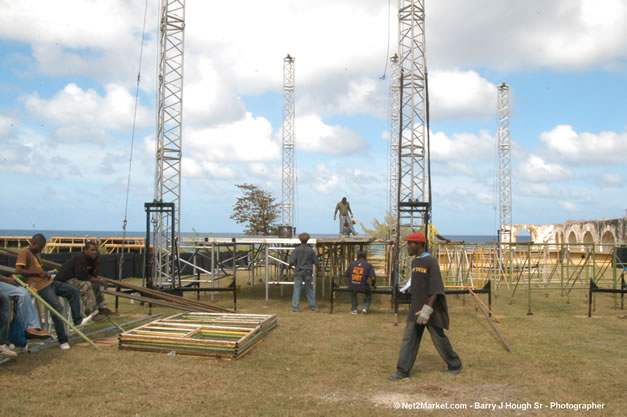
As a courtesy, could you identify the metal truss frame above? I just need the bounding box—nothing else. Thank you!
[497,83,512,242]
[153,0,185,287]
[388,53,400,227]
[281,54,295,229]
[397,0,428,232]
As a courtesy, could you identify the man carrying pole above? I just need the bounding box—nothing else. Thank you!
[389,232,462,380]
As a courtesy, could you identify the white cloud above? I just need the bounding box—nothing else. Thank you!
[311,164,340,194]
[295,114,368,155]
[428,0,627,70]
[519,155,572,182]
[185,113,279,163]
[431,129,495,162]
[559,201,578,212]
[0,115,18,139]
[429,70,497,120]
[436,185,494,211]
[476,192,493,205]
[539,124,627,164]
[0,0,158,88]
[184,57,246,126]
[182,157,237,180]
[518,183,553,197]
[247,163,280,180]
[306,163,380,196]
[298,76,389,118]
[0,126,55,177]
[445,162,478,177]
[21,83,152,135]
[598,172,624,187]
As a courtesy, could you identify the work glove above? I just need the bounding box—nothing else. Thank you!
[416,304,433,325]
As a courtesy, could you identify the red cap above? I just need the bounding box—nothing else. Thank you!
[404,232,426,243]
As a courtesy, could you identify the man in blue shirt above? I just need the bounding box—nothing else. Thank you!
[288,233,320,312]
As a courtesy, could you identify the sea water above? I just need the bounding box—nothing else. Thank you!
[0,229,526,244]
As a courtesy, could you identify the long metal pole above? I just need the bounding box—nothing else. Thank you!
[233,241,237,312]
[265,245,269,302]
[13,275,100,350]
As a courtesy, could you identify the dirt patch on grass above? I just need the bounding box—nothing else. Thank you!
[370,383,520,410]
[371,391,433,407]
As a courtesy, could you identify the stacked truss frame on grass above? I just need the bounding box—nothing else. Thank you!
[118,312,277,360]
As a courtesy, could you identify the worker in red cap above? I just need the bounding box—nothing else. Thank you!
[388,231,462,380]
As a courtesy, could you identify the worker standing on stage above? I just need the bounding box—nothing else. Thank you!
[422,223,451,249]
[389,231,462,380]
[333,197,356,237]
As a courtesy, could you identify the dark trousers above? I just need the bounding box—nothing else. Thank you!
[0,292,9,345]
[396,321,462,376]
[38,282,81,344]
[349,290,372,311]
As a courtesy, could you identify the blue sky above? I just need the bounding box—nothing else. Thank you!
[0,0,626,237]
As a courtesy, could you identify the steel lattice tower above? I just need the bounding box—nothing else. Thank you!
[397,0,428,232]
[281,54,295,229]
[388,53,400,224]
[153,0,185,286]
[497,82,512,242]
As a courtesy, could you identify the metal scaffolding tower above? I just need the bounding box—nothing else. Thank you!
[152,0,185,287]
[397,0,429,232]
[389,53,400,225]
[281,54,295,230]
[497,82,512,242]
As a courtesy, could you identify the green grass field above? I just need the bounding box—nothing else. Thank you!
[1,280,625,416]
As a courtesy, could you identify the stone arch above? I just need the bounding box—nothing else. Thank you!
[513,225,538,242]
[580,223,599,244]
[601,230,616,252]
[582,231,595,250]
[567,231,577,245]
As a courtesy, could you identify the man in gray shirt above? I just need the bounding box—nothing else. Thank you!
[288,233,320,312]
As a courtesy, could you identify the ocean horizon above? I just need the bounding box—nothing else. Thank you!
[0,229,515,244]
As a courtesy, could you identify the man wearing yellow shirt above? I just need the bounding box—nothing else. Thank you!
[422,224,451,249]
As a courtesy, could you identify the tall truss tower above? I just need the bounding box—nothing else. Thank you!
[281,54,295,229]
[497,82,512,242]
[388,53,400,225]
[153,0,185,286]
[397,0,429,232]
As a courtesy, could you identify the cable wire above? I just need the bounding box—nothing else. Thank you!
[118,0,150,281]
[379,0,393,80]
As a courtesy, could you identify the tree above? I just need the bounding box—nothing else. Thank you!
[230,183,280,235]
[360,211,411,240]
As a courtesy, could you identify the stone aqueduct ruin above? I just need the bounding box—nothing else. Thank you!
[510,216,627,251]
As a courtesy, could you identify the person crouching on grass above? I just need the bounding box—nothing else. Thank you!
[345,250,375,314]
[55,241,112,322]
[389,232,462,380]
